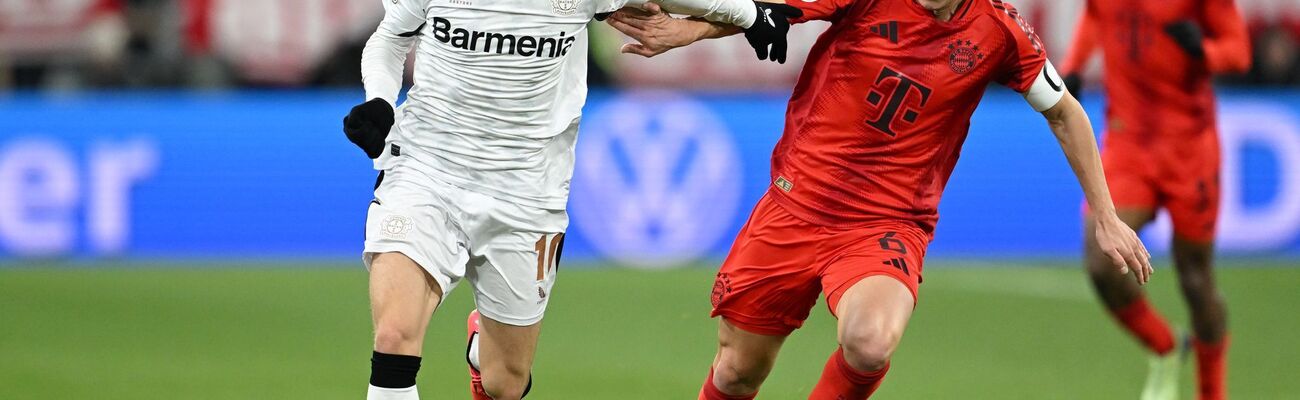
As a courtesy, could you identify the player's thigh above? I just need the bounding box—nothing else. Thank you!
[364,167,469,302]
[364,167,470,346]
[712,195,823,336]
[369,252,444,328]
[820,224,927,315]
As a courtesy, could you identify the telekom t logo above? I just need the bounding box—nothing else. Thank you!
[865,66,933,137]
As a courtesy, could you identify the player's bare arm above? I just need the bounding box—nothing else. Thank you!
[609,4,739,57]
[608,0,799,61]
[1041,92,1153,285]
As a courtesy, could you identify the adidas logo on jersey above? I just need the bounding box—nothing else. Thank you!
[430,17,578,58]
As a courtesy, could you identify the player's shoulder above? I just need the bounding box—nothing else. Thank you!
[967,0,1046,53]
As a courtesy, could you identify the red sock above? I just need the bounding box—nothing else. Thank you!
[698,368,756,400]
[1110,296,1176,355]
[1194,335,1229,400]
[809,347,889,400]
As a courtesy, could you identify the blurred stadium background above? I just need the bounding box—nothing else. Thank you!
[2,0,1299,398]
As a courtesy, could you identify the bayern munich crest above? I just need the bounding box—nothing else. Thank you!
[552,0,578,15]
[948,39,984,74]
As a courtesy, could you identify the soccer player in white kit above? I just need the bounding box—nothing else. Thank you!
[342,0,803,399]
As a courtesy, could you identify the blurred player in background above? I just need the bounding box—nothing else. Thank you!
[340,0,795,399]
[607,0,1153,398]
[1060,1,1251,399]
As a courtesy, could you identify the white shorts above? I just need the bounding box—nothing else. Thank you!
[363,163,568,326]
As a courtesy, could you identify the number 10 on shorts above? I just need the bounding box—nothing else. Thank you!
[535,233,565,282]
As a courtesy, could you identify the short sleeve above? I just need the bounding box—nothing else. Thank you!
[992,1,1048,93]
[790,0,860,23]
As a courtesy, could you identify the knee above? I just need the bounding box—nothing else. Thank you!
[712,354,772,395]
[481,364,531,400]
[372,323,421,355]
[839,326,902,372]
[1177,271,1220,306]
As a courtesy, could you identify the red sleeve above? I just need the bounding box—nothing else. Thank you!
[1059,1,1098,75]
[1200,0,1252,74]
[993,1,1049,93]
[789,0,861,23]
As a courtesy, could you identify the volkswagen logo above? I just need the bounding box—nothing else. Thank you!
[570,93,743,268]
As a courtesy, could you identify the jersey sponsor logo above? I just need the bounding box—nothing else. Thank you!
[551,0,578,16]
[947,39,984,74]
[429,17,578,58]
[865,67,933,137]
[570,94,743,268]
[868,21,899,44]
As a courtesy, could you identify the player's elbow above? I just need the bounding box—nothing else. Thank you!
[1207,42,1253,74]
[1218,53,1252,74]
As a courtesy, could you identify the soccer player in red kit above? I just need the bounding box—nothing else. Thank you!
[1060,1,1251,399]
[608,0,1154,398]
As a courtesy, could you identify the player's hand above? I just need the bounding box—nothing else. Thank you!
[743,1,803,63]
[343,98,395,159]
[1164,20,1206,60]
[608,3,696,58]
[1093,213,1154,285]
[1063,73,1083,101]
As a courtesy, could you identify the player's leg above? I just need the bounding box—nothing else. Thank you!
[702,319,789,399]
[1085,208,1178,354]
[460,189,568,400]
[810,276,914,399]
[1172,237,1228,400]
[812,226,925,399]
[1084,141,1178,358]
[469,313,541,400]
[367,252,444,400]
[1165,138,1227,400]
[702,194,823,399]
[363,167,468,400]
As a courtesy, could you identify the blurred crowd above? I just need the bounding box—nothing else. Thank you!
[1,0,1298,90]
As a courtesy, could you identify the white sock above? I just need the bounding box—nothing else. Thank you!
[367,384,418,400]
[468,332,482,371]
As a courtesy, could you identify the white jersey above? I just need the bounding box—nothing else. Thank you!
[361,0,755,210]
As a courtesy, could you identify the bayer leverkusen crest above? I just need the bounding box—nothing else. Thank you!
[948,39,984,74]
[552,0,577,15]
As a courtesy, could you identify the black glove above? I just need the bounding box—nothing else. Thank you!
[743,2,804,64]
[343,98,395,159]
[1063,73,1083,100]
[1164,20,1205,60]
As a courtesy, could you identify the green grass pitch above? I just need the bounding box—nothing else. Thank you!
[2,261,1298,399]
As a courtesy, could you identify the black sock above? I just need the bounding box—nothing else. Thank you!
[370,351,421,388]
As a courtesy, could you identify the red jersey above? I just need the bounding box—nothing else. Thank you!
[1061,0,1251,139]
[772,0,1051,232]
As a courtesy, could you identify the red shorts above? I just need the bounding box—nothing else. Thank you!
[710,193,930,336]
[1100,128,1221,243]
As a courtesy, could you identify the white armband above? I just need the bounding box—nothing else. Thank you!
[1023,59,1067,112]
